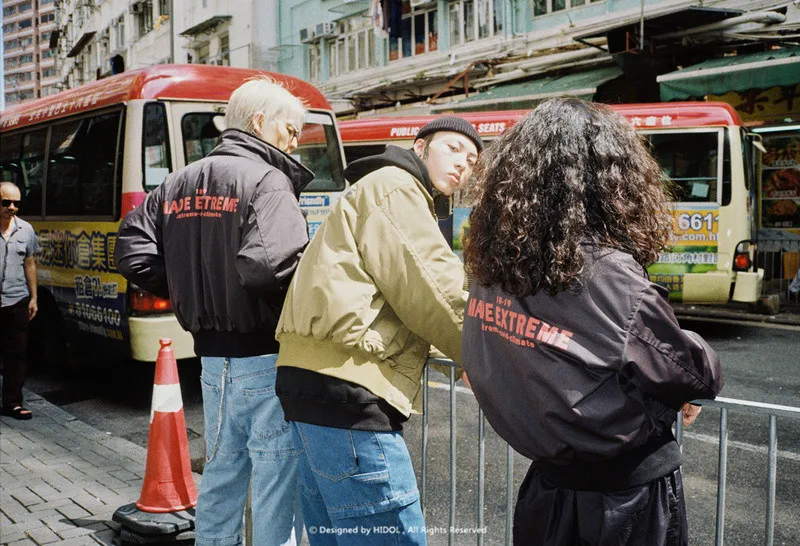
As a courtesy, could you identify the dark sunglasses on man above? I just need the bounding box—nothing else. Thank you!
[2,199,21,208]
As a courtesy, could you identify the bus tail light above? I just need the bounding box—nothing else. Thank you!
[733,240,758,272]
[129,288,172,313]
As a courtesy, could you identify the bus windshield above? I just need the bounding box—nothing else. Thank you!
[645,130,721,203]
[180,110,346,192]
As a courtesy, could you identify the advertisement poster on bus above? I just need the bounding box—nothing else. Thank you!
[648,204,720,299]
[300,192,335,239]
[35,222,129,344]
[455,205,719,300]
[759,132,800,233]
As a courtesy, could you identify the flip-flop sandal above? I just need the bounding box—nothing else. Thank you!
[1,406,32,420]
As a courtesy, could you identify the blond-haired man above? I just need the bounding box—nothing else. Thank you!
[116,77,312,546]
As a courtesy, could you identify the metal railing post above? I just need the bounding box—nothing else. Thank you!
[421,365,429,514]
[715,407,728,546]
[477,410,486,546]
[449,367,457,546]
[505,445,514,546]
[766,415,777,546]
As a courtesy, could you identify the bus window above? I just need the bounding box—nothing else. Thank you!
[46,111,122,216]
[295,112,345,192]
[20,129,47,216]
[179,110,346,192]
[0,133,23,184]
[344,144,386,166]
[181,112,220,165]
[647,131,720,203]
[143,102,172,190]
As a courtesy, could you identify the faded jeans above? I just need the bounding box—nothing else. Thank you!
[195,354,302,546]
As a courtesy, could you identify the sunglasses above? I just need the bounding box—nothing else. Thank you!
[286,123,301,140]
[1,199,21,208]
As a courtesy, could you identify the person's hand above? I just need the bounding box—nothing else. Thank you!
[681,403,702,427]
[28,298,38,320]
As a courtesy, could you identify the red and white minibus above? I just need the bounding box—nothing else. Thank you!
[338,103,763,304]
[0,64,347,366]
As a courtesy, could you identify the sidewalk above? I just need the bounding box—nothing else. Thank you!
[1,390,152,545]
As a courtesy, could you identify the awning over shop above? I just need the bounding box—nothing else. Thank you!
[431,66,623,112]
[658,48,800,102]
[67,31,96,58]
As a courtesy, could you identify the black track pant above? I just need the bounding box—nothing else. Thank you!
[0,298,31,410]
[513,464,688,546]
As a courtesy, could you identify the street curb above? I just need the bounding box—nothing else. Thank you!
[673,304,800,327]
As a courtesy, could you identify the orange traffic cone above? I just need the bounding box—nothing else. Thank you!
[136,338,198,513]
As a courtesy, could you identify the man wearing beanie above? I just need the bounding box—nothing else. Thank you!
[275,117,481,543]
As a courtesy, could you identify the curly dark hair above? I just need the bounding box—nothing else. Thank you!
[463,98,674,297]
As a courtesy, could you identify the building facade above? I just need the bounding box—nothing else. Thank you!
[273,0,798,114]
[33,0,277,102]
[2,0,59,107]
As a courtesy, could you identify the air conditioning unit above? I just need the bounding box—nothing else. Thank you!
[129,2,144,15]
[315,21,339,39]
[299,26,316,43]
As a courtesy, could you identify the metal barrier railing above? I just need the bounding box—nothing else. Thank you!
[756,237,800,306]
[420,358,800,546]
[241,359,800,545]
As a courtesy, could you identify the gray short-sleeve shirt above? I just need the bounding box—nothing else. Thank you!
[1,217,40,307]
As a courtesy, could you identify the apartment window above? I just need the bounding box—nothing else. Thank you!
[448,0,502,47]
[137,2,155,37]
[114,16,126,50]
[41,0,55,4]
[42,67,57,78]
[5,39,19,51]
[5,73,34,86]
[40,13,55,24]
[389,1,437,61]
[42,49,54,59]
[18,18,33,30]
[328,17,376,77]
[219,33,230,66]
[196,42,210,64]
[309,43,322,83]
[532,0,600,17]
[18,1,33,11]
[158,0,169,16]
[3,6,16,17]
[3,23,17,34]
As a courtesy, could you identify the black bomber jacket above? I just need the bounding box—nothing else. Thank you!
[462,243,724,491]
[115,129,314,357]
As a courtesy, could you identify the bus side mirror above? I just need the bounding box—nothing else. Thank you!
[751,134,767,154]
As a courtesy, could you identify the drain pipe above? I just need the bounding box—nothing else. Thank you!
[655,11,785,40]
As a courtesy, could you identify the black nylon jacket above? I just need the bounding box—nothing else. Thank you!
[462,244,723,490]
[115,129,314,357]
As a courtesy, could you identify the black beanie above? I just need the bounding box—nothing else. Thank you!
[415,116,484,152]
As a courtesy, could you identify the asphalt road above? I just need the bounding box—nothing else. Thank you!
[24,318,800,545]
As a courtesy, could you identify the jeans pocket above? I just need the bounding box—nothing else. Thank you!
[299,425,359,482]
[240,371,291,443]
[200,372,222,462]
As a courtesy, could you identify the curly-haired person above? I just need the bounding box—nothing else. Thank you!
[461,98,724,546]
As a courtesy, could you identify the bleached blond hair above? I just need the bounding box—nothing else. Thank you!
[224,76,306,137]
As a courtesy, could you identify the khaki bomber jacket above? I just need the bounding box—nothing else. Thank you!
[276,165,467,417]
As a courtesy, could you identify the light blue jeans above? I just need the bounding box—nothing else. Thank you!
[291,421,427,545]
[195,355,302,546]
